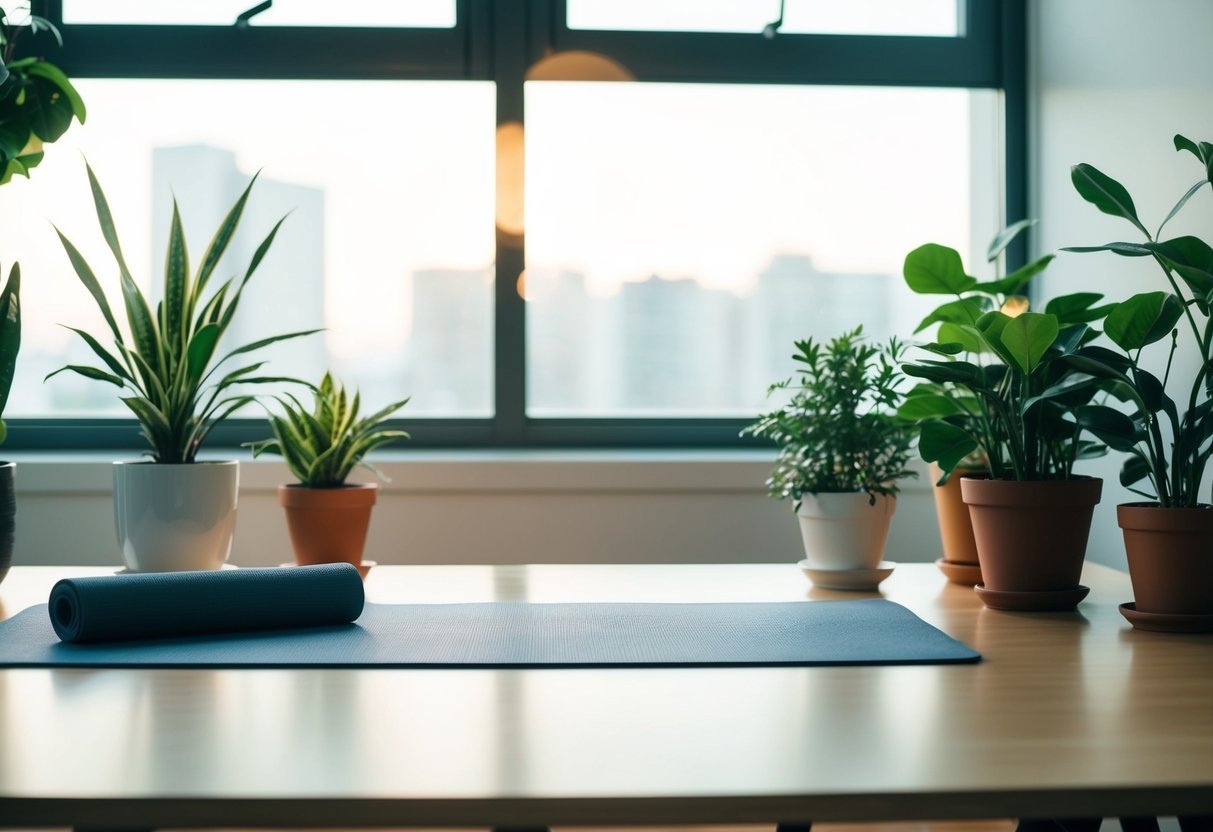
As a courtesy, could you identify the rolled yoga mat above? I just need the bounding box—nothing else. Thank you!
[47,563,365,643]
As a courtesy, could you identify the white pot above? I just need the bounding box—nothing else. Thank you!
[113,461,239,573]
[796,491,896,570]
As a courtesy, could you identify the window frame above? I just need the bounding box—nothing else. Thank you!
[6,0,1026,451]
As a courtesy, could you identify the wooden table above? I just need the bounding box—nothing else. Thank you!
[0,562,1210,829]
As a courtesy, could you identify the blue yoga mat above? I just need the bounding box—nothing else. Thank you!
[44,563,365,643]
[0,595,979,667]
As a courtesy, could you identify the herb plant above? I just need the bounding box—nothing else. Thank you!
[899,222,1117,482]
[49,163,319,463]
[1062,134,1213,507]
[743,327,915,505]
[248,372,410,488]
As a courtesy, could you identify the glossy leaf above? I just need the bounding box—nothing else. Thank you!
[917,419,980,477]
[986,219,1036,263]
[972,254,1053,295]
[1044,292,1115,325]
[164,200,188,348]
[1104,291,1183,351]
[914,297,989,333]
[999,312,1058,375]
[1157,180,1209,237]
[1120,454,1151,488]
[1071,163,1148,236]
[1075,405,1139,451]
[23,61,86,122]
[1061,241,1152,257]
[935,322,984,354]
[1146,236,1213,301]
[903,243,975,295]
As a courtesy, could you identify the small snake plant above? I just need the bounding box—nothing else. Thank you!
[49,162,320,463]
[247,373,410,487]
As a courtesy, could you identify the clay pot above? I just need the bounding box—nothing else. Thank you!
[1118,502,1213,615]
[960,477,1102,593]
[279,483,377,568]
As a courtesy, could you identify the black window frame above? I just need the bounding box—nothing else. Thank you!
[6,0,1026,451]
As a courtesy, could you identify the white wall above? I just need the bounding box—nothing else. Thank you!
[8,452,943,568]
[1031,0,1213,568]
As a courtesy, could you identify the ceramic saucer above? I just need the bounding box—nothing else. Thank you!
[974,583,1089,612]
[280,560,376,579]
[1119,602,1213,633]
[115,563,238,575]
[798,560,895,591]
[935,558,982,586]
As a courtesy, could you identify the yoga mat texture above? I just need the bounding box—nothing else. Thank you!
[47,563,365,643]
[0,596,979,667]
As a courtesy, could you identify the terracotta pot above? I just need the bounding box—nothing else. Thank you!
[930,463,980,566]
[1118,502,1213,615]
[960,477,1102,593]
[279,483,377,568]
[796,492,895,570]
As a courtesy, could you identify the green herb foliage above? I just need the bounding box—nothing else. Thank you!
[899,222,1113,483]
[49,163,320,463]
[1063,134,1213,507]
[743,328,915,506]
[248,372,410,488]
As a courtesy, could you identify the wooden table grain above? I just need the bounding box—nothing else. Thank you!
[0,562,1210,828]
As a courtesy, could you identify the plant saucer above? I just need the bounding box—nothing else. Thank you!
[1119,602,1213,634]
[974,583,1089,612]
[798,560,895,591]
[935,558,982,586]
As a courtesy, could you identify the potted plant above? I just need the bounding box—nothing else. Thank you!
[1,6,86,184]
[0,6,84,586]
[247,372,409,574]
[1063,134,1213,629]
[899,222,1118,610]
[49,163,318,572]
[743,328,915,590]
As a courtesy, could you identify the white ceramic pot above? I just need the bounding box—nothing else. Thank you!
[796,491,896,570]
[113,461,239,573]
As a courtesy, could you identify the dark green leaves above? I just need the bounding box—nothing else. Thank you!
[972,253,1053,295]
[917,420,979,478]
[903,243,975,295]
[0,263,19,424]
[986,219,1036,263]
[1104,291,1183,351]
[1146,236,1213,301]
[1000,312,1059,375]
[1071,163,1148,237]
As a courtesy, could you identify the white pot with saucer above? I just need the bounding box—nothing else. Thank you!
[113,461,239,573]
[796,491,896,590]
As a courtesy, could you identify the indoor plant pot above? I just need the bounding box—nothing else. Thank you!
[249,372,409,573]
[1118,503,1213,616]
[50,164,317,572]
[114,461,238,573]
[279,483,378,568]
[961,476,1102,597]
[929,462,981,584]
[796,491,895,570]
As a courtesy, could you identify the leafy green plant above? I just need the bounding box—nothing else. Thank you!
[743,327,915,505]
[49,163,319,463]
[899,221,1116,482]
[0,5,86,184]
[247,372,410,487]
[0,262,18,444]
[1062,134,1213,507]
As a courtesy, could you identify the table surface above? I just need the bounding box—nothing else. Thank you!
[0,561,1211,828]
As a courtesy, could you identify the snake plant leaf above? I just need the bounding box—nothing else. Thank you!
[23,62,86,121]
[194,172,259,297]
[986,219,1036,263]
[903,243,976,295]
[84,162,138,287]
[45,364,125,386]
[61,325,130,382]
[213,328,323,367]
[918,419,980,478]
[215,214,286,332]
[185,323,221,383]
[914,297,990,333]
[1104,291,1184,351]
[1075,405,1139,451]
[0,263,19,417]
[196,277,232,330]
[1071,163,1149,237]
[972,253,1054,296]
[999,312,1058,375]
[164,199,188,348]
[121,396,172,440]
[53,226,124,345]
[355,397,412,431]
[1145,237,1213,301]
[118,268,163,376]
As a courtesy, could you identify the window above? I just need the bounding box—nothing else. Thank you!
[2,1,1024,449]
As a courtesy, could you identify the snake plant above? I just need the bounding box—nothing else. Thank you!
[0,263,18,444]
[49,162,319,463]
[248,372,410,487]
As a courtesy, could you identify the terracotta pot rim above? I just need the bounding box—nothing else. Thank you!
[281,482,378,490]
[278,482,378,508]
[1118,501,1213,532]
[960,475,1103,507]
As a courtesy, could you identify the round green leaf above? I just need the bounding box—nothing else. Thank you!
[1104,291,1183,351]
[917,419,980,477]
[903,243,976,295]
[999,312,1059,375]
